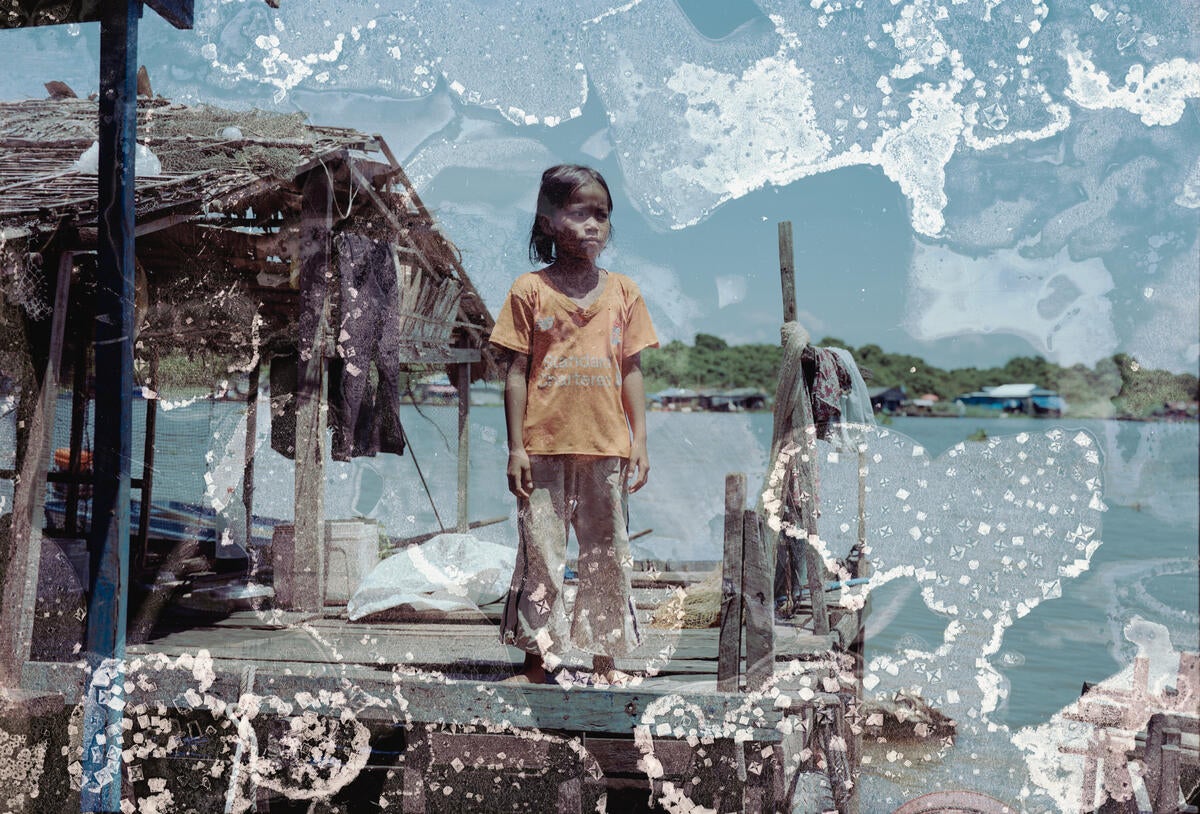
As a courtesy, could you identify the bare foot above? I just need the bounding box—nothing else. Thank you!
[502,654,548,684]
[591,656,639,687]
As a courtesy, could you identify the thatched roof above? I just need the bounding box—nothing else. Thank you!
[0,95,495,372]
[3,97,384,236]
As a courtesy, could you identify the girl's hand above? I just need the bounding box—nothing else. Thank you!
[507,450,533,498]
[626,441,650,493]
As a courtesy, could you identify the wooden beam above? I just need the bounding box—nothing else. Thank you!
[22,659,790,741]
[717,473,746,692]
[0,252,72,686]
[286,169,332,611]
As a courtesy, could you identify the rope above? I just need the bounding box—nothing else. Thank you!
[400,382,447,532]
[760,321,819,617]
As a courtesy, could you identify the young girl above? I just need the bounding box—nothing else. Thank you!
[490,164,658,685]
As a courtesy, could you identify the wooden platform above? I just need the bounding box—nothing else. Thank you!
[19,596,853,812]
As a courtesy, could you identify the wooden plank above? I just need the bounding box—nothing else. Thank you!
[583,735,697,777]
[287,169,332,611]
[195,617,835,661]
[630,571,715,588]
[778,221,796,324]
[717,473,746,692]
[22,658,789,741]
[0,252,72,685]
[741,510,774,692]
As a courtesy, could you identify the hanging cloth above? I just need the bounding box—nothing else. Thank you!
[328,232,407,461]
[761,322,821,608]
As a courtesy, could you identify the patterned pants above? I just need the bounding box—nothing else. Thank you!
[499,455,641,661]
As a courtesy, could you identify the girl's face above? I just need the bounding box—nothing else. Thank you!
[547,180,611,263]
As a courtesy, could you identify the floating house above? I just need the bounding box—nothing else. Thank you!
[868,385,907,413]
[0,92,876,812]
[699,387,769,412]
[649,386,700,411]
[955,383,1066,416]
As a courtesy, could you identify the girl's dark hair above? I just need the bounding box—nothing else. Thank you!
[528,164,614,264]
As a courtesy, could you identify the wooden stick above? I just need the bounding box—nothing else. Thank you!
[135,351,158,573]
[778,221,796,324]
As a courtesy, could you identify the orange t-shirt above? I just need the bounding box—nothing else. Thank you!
[490,270,658,457]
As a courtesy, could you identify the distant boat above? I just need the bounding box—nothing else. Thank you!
[469,382,503,406]
[43,497,283,551]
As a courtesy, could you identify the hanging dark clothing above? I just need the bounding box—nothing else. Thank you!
[328,233,407,461]
[810,347,853,442]
[269,349,298,459]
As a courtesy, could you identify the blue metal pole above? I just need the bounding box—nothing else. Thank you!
[82,0,139,809]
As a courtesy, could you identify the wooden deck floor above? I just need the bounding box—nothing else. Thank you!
[18,587,858,812]
[23,591,845,737]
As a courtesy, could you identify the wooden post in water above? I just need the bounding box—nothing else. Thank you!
[289,169,332,611]
[777,220,830,635]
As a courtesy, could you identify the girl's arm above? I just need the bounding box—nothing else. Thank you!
[504,351,534,498]
[621,352,650,493]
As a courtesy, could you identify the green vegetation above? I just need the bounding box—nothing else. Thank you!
[641,334,1199,419]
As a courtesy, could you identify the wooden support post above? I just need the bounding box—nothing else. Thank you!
[66,331,89,535]
[778,221,796,324]
[135,351,157,573]
[401,731,431,814]
[83,0,140,807]
[243,359,260,554]
[717,473,746,692]
[0,252,72,686]
[741,509,774,692]
[288,169,332,612]
[456,361,470,533]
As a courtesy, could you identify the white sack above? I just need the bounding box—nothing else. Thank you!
[347,533,515,619]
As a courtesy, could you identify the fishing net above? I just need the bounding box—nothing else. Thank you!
[0,243,51,321]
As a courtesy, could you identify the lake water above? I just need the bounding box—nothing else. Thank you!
[3,398,1197,808]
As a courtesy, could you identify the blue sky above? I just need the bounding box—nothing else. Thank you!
[3,0,1197,372]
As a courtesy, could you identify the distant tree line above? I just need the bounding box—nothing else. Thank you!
[641,334,1199,418]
